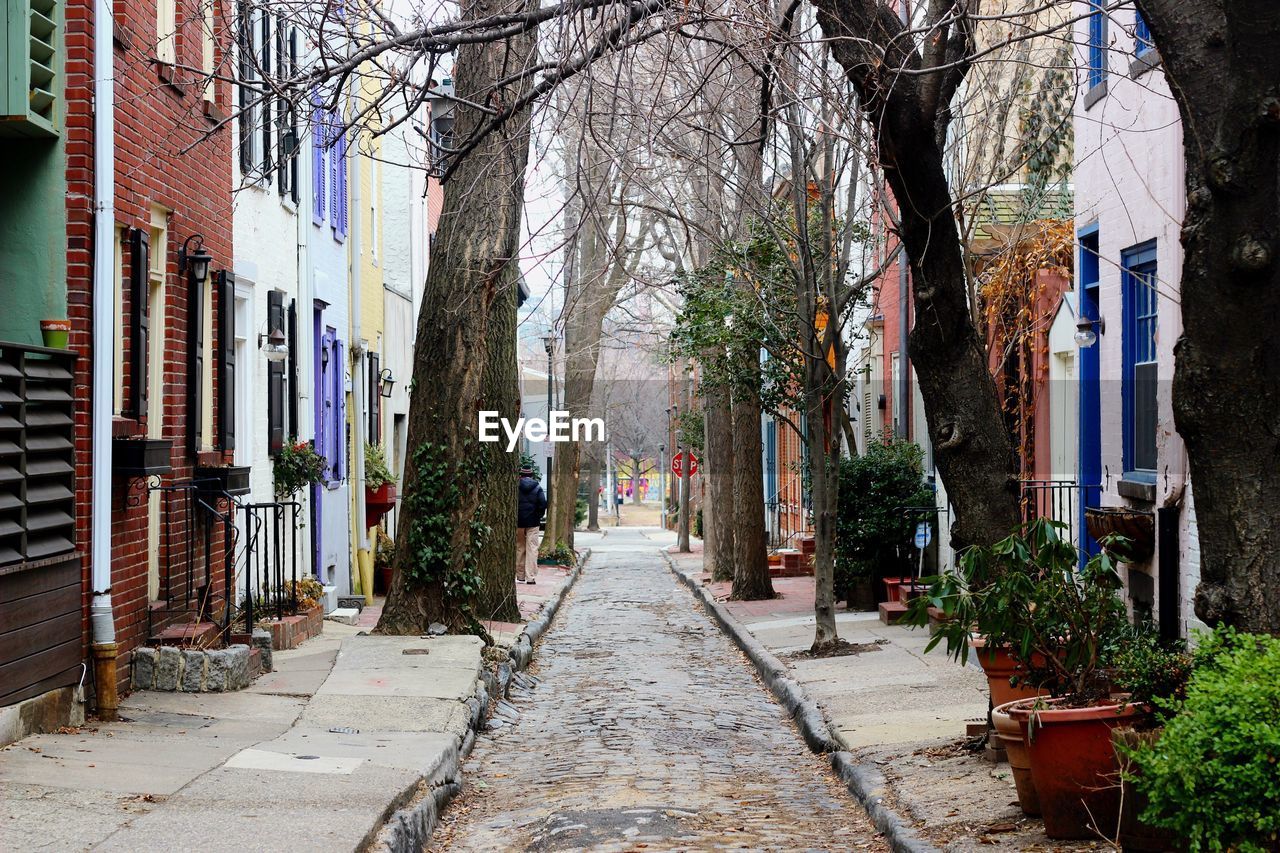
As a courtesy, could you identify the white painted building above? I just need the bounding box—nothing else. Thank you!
[1073,1,1200,636]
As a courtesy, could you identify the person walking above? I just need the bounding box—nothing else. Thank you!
[516,465,547,585]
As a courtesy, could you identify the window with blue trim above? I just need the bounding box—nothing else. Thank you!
[1088,0,1107,89]
[1134,10,1153,56]
[1122,242,1158,478]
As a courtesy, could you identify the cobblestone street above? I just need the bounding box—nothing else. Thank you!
[431,529,884,851]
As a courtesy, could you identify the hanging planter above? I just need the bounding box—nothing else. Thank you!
[1085,506,1155,561]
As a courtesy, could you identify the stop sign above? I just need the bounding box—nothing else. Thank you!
[672,452,699,476]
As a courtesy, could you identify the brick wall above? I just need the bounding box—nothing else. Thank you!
[66,0,235,696]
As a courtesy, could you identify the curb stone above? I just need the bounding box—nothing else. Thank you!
[372,549,591,852]
[662,551,937,853]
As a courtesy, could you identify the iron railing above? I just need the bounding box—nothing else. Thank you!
[149,480,237,645]
[1019,479,1101,552]
[239,501,306,629]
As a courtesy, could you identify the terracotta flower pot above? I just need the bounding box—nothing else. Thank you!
[1013,696,1148,840]
[992,699,1039,816]
[970,637,1047,708]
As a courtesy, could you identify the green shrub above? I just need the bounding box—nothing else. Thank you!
[835,437,934,598]
[1129,627,1280,851]
[519,452,542,481]
[1109,625,1192,719]
[574,497,587,528]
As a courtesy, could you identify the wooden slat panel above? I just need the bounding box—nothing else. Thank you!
[25,483,72,504]
[0,611,81,663]
[26,509,73,531]
[0,578,77,631]
[26,434,72,453]
[24,538,75,561]
[0,664,83,708]
[0,554,79,595]
[0,642,81,707]
[25,458,72,477]
[25,410,72,429]
[22,361,74,382]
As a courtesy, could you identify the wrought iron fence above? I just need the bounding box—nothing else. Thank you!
[1019,479,1101,552]
[239,500,306,629]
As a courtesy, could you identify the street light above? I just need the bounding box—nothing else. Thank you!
[542,333,555,512]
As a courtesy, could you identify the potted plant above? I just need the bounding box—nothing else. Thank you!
[373,527,396,595]
[273,439,327,500]
[364,442,397,526]
[1121,627,1279,852]
[112,436,173,476]
[195,463,252,496]
[40,318,71,349]
[908,518,1141,839]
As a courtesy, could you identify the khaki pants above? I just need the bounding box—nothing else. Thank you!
[516,526,539,582]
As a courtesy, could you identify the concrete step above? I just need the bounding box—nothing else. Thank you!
[326,607,360,625]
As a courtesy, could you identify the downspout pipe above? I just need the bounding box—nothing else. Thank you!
[90,0,119,719]
[349,134,371,604]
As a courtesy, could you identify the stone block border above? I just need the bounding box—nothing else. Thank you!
[663,551,937,853]
[374,549,590,853]
[132,644,256,693]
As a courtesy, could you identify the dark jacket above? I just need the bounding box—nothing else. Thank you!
[517,476,547,528]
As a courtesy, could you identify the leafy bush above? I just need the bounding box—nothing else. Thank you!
[1128,628,1280,851]
[906,517,1129,702]
[541,541,576,566]
[574,497,587,528]
[365,442,396,490]
[273,439,327,498]
[1109,625,1192,719]
[284,576,325,611]
[835,438,934,598]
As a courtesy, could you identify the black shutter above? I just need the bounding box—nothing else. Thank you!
[128,228,149,420]
[260,12,272,181]
[267,290,285,455]
[218,271,236,452]
[286,298,298,438]
[237,0,253,175]
[368,352,379,443]
[188,267,204,455]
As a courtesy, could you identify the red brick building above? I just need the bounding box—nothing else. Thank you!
[66,0,236,697]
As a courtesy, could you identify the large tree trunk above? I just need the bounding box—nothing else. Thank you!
[704,382,736,581]
[730,381,774,600]
[812,1,1020,550]
[472,260,521,623]
[375,0,535,635]
[1141,1,1280,633]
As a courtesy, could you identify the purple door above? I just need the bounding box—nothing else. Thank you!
[312,314,335,583]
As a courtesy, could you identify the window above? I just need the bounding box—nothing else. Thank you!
[1087,0,1107,91]
[1134,10,1153,56]
[156,0,176,64]
[311,101,347,237]
[1122,242,1158,479]
[201,0,215,102]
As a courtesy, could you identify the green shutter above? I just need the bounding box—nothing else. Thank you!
[1,0,59,137]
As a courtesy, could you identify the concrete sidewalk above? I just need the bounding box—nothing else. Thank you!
[666,546,1096,851]
[0,567,581,852]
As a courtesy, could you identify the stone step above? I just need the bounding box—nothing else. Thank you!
[326,607,361,625]
[878,600,908,625]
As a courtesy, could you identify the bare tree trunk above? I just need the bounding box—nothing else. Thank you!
[807,365,839,649]
[376,0,535,635]
[704,382,736,581]
[730,383,774,600]
[813,1,1021,550]
[1141,1,1280,633]
[472,260,521,623]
